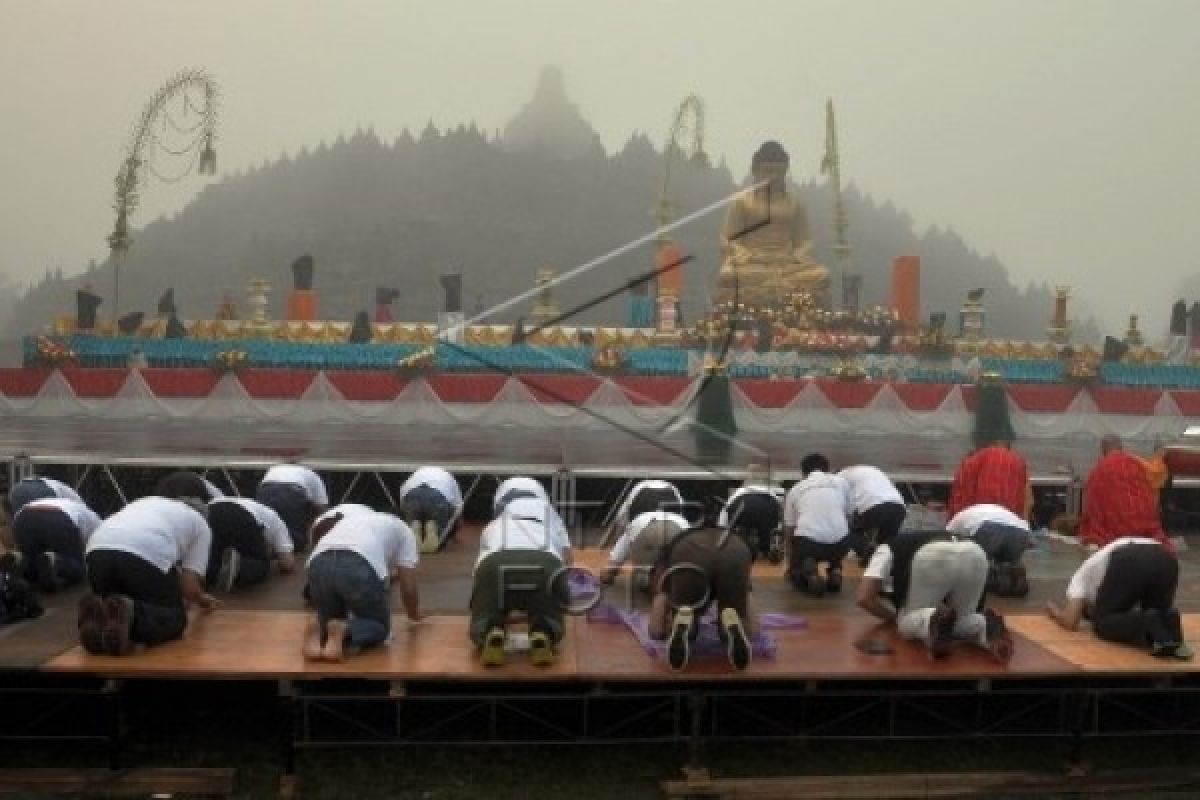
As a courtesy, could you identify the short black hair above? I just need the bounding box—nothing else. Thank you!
[800,453,830,476]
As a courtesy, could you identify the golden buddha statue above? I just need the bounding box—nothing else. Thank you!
[717,141,830,309]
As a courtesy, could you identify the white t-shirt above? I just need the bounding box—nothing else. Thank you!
[209,497,294,556]
[477,500,572,571]
[613,480,683,529]
[86,496,212,575]
[783,471,852,544]
[946,503,1030,536]
[1066,536,1165,605]
[838,466,904,513]
[608,511,691,567]
[261,465,329,506]
[16,498,102,542]
[308,512,418,581]
[493,477,550,513]
[717,485,783,528]
[399,467,462,509]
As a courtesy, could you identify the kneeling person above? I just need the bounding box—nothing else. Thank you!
[784,454,853,597]
[647,527,758,672]
[11,497,101,592]
[946,503,1034,597]
[398,466,463,554]
[471,495,572,667]
[206,497,296,592]
[601,509,691,591]
[857,531,1012,660]
[80,496,216,655]
[303,510,420,661]
[1047,536,1190,659]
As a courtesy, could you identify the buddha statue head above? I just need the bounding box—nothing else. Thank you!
[751,140,789,192]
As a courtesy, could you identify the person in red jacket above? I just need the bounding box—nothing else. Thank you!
[1080,436,1173,551]
[946,440,1031,520]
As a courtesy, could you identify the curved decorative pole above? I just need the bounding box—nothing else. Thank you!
[654,94,708,240]
[107,69,219,325]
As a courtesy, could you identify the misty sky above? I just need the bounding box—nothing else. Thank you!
[2,0,1198,335]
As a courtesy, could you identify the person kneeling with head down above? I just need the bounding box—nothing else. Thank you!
[1047,536,1191,660]
[719,465,784,563]
[857,529,1013,661]
[11,497,101,593]
[945,503,1034,597]
[471,492,572,667]
[783,454,853,597]
[646,526,759,672]
[206,497,296,593]
[303,505,420,662]
[398,466,464,554]
[79,493,216,656]
[256,463,329,552]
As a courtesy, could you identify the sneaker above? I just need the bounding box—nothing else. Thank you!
[720,607,752,671]
[529,631,554,667]
[102,595,135,656]
[929,604,957,659]
[984,609,1014,662]
[825,568,843,595]
[419,520,440,554]
[77,594,107,655]
[480,626,506,667]
[766,532,785,564]
[214,547,240,593]
[33,551,59,593]
[667,607,694,671]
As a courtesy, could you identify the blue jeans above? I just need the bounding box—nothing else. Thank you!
[401,484,455,546]
[306,550,390,649]
[972,522,1032,565]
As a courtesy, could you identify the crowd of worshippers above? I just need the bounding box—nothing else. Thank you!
[0,434,1190,672]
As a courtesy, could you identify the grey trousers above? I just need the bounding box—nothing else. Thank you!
[898,541,989,648]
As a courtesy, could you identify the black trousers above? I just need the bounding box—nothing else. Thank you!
[12,508,86,586]
[469,550,566,646]
[1092,543,1181,647]
[207,502,273,588]
[725,493,780,559]
[788,536,851,588]
[255,482,315,551]
[850,502,907,556]
[85,549,187,645]
[664,529,752,623]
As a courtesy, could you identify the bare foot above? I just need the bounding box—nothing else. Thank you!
[302,618,323,661]
[322,619,347,662]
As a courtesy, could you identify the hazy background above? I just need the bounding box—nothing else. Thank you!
[2,0,1198,337]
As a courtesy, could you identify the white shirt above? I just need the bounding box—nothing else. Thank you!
[87,496,212,575]
[261,464,329,506]
[399,467,462,509]
[863,543,895,585]
[717,485,783,528]
[783,471,852,544]
[308,512,418,581]
[494,477,550,514]
[1066,536,1165,605]
[477,500,572,571]
[946,503,1030,536]
[209,497,294,556]
[608,511,691,567]
[838,466,904,512]
[613,480,683,529]
[15,498,102,542]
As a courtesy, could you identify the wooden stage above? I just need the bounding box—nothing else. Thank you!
[5,536,1200,784]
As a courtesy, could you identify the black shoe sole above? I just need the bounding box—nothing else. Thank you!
[667,612,693,671]
[930,606,957,658]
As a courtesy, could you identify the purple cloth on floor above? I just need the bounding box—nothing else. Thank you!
[585,602,804,661]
